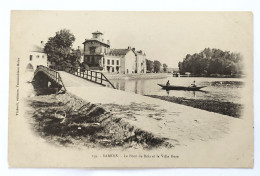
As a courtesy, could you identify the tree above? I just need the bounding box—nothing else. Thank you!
[163,63,168,72]
[178,61,184,74]
[154,60,161,73]
[178,48,243,76]
[44,29,76,66]
[67,49,81,67]
[146,59,154,72]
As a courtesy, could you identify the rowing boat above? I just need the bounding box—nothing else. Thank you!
[157,84,206,91]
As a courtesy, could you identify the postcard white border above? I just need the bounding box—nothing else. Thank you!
[1,0,260,175]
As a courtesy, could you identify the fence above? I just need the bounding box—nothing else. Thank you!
[54,65,116,89]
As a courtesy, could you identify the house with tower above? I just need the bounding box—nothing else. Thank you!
[82,31,147,74]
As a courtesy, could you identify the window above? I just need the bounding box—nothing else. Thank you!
[112,67,114,72]
[107,59,110,65]
[112,60,114,65]
[29,55,33,61]
[116,60,119,65]
[89,57,92,63]
[42,55,45,58]
[36,55,40,58]
[90,47,96,54]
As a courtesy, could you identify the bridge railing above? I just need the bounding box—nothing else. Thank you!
[34,65,66,92]
[54,65,116,89]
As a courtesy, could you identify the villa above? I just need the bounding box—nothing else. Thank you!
[82,31,147,74]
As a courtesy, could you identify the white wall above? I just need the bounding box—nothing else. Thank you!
[124,51,136,74]
[136,54,147,73]
[26,51,48,71]
[104,55,121,73]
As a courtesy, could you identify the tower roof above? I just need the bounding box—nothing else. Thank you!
[92,30,103,35]
[109,49,130,55]
[30,44,45,53]
[82,39,110,47]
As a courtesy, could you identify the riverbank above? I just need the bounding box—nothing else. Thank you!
[104,73,169,80]
[26,93,171,149]
[145,95,243,118]
[176,74,244,78]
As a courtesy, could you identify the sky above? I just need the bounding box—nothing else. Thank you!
[11,11,252,68]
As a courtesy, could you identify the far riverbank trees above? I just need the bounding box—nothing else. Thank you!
[146,59,168,73]
[178,48,243,76]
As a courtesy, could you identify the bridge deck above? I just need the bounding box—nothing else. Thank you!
[58,71,104,88]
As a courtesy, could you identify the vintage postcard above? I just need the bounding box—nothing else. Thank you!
[8,11,253,168]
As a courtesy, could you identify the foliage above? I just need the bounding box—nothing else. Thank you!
[163,63,168,72]
[153,60,161,73]
[178,48,243,76]
[44,29,80,67]
[67,49,81,67]
[146,59,154,72]
[146,59,163,73]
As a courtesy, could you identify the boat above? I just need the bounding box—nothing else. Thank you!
[157,84,206,91]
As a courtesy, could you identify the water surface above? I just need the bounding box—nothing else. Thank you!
[109,77,243,104]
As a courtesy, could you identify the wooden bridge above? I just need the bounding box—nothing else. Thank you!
[33,65,115,93]
[34,65,67,93]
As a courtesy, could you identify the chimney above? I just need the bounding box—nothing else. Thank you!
[139,50,142,54]
[40,41,44,46]
[132,48,135,51]
[128,46,131,50]
[107,40,110,45]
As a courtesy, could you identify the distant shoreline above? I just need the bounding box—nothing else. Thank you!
[174,74,244,78]
[104,73,170,80]
[104,72,244,80]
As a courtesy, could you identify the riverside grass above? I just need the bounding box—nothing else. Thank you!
[146,95,243,118]
[27,93,172,149]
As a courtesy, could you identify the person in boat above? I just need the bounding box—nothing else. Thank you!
[166,80,170,87]
[191,80,197,87]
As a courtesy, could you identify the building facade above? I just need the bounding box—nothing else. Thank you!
[83,31,147,74]
[82,31,110,70]
[26,41,48,71]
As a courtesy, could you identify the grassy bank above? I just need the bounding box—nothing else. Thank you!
[146,95,243,118]
[27,93,172,149]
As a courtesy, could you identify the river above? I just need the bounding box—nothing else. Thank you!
[109,76,244,104]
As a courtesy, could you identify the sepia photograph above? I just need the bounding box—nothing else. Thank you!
[8,11,253,168]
